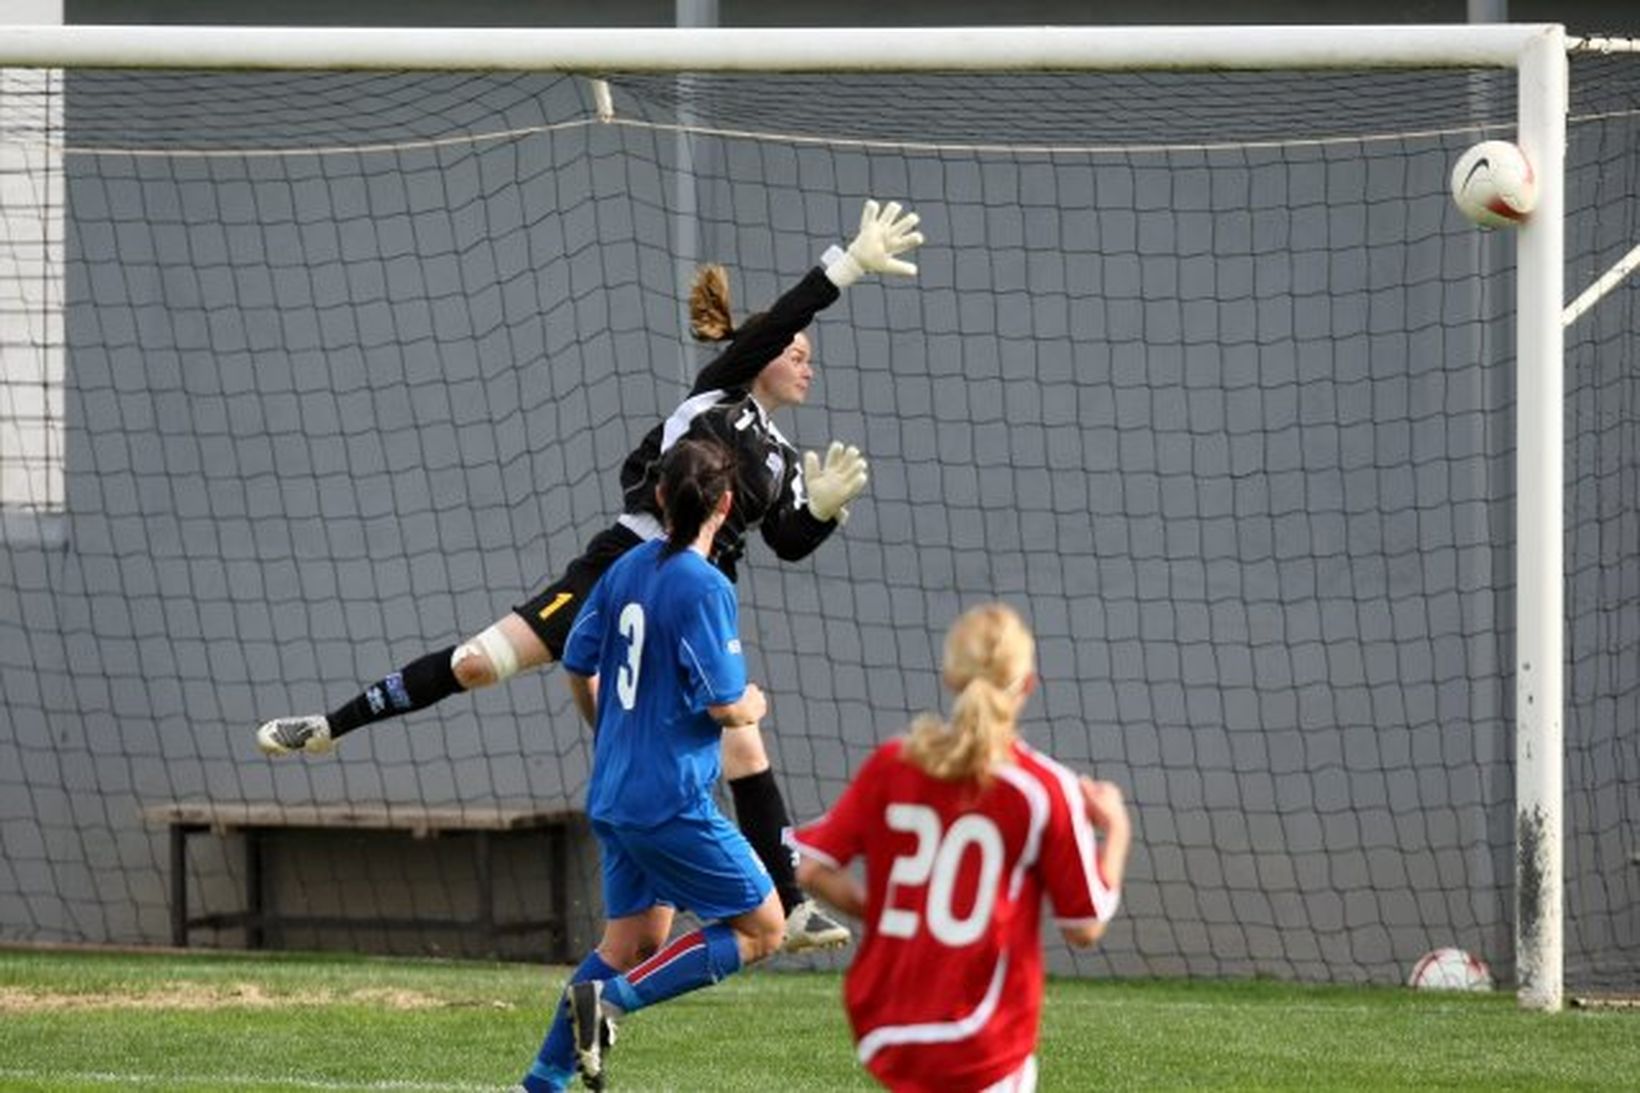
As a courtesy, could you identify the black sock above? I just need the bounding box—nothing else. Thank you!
[730,769,803,915]
[326,646,462,738]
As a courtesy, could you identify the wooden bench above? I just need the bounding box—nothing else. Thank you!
[143,801,578,960]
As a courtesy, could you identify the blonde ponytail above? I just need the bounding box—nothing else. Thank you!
[904,603,1035,783]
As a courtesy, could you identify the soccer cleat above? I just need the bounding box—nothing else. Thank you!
[782,899,851,953]
[567,980,617,1090]
[255,715,334,756]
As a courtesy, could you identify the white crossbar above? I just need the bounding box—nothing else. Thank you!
[0,23,1557,72]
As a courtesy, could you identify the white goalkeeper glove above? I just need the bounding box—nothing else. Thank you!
[824,199,924,288]
[804,441,869,524]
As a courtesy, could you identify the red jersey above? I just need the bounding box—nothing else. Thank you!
[793,738,1121,1092]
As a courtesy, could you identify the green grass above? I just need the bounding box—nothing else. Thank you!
[0,947,1635,1091]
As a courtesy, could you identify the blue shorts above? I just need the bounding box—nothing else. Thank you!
[593,808,773,923]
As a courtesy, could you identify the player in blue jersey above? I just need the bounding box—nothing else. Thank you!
[514,435,785,1093]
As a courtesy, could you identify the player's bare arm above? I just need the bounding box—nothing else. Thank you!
[1081,776,1132,892]
[1058,776,1132,949]
[709,682,767,729]
[795,856,865,920]
[566,672,598,728]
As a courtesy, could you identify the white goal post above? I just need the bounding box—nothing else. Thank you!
[0,22,1577,1010]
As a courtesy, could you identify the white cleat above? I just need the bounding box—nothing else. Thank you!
[567,980,617,1090]
[782,899,851,953]
[256,715,334,756]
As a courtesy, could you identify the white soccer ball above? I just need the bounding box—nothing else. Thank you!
[1408,947,1493,991]
[1450,140,1538,229]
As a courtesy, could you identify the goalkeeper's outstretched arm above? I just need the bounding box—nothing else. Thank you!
[690,198,922,396]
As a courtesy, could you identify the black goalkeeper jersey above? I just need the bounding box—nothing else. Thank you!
[617,265,843,581]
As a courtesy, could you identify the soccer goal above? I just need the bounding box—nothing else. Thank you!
[1,24,1636,1012]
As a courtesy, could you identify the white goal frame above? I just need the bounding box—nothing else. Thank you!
[0,22,1573,1010]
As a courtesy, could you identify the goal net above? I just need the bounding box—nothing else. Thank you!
[0,29,1636,992]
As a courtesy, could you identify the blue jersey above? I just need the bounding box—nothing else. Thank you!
[562,538,748,828]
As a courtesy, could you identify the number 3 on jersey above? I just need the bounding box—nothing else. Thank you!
[615,602,646,710]
[881,804,1005,947]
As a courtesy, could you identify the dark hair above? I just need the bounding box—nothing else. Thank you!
[688,263,766,344]
[658,436,736,555]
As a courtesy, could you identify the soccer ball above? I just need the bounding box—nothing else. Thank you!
[1450,140,1537,229]
[1408,947,1493,991]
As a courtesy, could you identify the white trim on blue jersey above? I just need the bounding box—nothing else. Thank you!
[679,636,723,698]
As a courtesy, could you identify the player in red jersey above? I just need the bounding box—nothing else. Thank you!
[793,602,1131,1093]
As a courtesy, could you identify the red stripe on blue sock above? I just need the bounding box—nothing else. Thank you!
[627,930,707,986]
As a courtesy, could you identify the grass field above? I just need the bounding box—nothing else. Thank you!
[0,947,1636,1091]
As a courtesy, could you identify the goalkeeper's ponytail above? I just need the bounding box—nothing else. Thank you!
[689,264,736,342]
[689,263,767,343]
[905,603,1035,783]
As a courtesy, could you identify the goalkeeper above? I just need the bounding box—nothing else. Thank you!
[254,198,923,953]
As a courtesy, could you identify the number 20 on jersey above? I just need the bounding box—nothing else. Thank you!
[881,804,1005,947]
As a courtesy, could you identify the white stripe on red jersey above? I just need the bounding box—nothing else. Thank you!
[991,763,1048,901]
[856,955,1009,1064]
[1019,743,1122,923]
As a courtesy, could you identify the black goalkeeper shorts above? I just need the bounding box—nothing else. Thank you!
[514,523,644,660]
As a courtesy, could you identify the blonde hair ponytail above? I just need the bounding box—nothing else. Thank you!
[904,603,1035,783]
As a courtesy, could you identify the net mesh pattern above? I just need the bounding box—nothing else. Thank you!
[0,56,1635,987]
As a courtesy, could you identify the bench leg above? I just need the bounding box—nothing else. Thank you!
[245,828,265,950]
[548,823,570,962]
[169,824,189,947]
[475,830,495,957]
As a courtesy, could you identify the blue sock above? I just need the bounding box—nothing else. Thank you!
[520,950,620,1093]
[602,924,743,1014]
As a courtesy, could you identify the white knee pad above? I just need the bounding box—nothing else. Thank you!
[452,623,520,684]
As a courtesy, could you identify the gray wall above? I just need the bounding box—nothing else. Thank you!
[2,3,1637,988]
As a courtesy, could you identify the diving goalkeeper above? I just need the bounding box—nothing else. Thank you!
[254,198,924,952]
